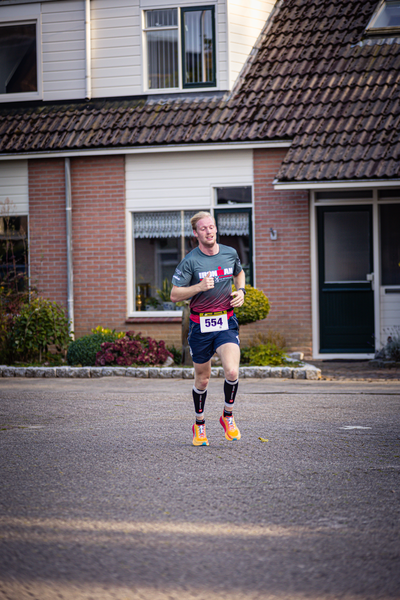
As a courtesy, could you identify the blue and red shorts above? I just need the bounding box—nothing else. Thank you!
[188,313,240,364]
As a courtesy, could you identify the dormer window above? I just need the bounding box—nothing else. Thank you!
[366,0,400,35]
[144,6,216,91]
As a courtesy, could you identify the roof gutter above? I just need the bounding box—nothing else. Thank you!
[0,140,292,161]
[273,178,400,190]
[85,0,91,101]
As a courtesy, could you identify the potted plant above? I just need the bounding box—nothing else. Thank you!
[145,296,160,311]
[157,278,175,311]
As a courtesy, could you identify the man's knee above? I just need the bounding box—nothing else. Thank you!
[224,366,239,382]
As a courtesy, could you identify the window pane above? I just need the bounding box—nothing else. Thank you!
[0,215,28,286]
[145,9,177,28]
[183,9,214,85]
[0,24,37,94]
[133,211,199,310]
[216,187,252,204]
[380,204,400,285]
[215,211,252,285]
[324,211,371,282]
[147,29,178,89]
[372,1,400,27]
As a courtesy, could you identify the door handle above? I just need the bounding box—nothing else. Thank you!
[366,272,374,290]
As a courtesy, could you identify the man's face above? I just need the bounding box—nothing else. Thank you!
[194,217,217,248]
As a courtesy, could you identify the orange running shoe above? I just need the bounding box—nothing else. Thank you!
[192,422,209,446]
[220,413,241,441]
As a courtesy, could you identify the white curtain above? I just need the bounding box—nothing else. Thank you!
[217,212,249,236]
[134,211,249,238]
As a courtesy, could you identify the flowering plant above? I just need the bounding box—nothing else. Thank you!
[95,330,172,367]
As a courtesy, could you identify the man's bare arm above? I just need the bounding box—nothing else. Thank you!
[230,270,246,308]
[170,272,215,303]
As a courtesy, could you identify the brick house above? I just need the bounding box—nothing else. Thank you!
[0,0,399,359]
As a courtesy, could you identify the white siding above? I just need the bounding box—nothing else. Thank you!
[0,161,29,216]
[42,1,86,101]
[227,0,275,88]
[126,150,253,211]
[381,288,400,341]
[91,0,141,97]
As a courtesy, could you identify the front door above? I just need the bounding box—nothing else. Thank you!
[317,205,375,353]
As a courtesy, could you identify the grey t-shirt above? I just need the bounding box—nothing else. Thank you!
[172,244,242,313]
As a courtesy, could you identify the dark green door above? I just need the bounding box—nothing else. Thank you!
[317,205,374,353]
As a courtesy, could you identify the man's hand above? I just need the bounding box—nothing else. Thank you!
[199,272,215,292]
[230,288,245,308]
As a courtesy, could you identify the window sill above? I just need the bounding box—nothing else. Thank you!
[126,310,182,323]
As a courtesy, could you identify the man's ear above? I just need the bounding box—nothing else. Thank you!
[193,229,198,238]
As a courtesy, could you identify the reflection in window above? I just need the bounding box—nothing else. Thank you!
[182,8,215,86]
[324,211,370,282]
[0,24,37,94]
[215,210,253,285]
[380,204,400,285]
[216,187,252,205]
[133,211,200,311]
[367,1,400,32]
[0,215,28,287]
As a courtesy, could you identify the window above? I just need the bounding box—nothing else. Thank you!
[380,204,400,285]
[214,187,253,285]
[0,215,28,287]
[144,6,215,90]
[132,211,201,311]
[0,23,37,94]
[366,1,400,35]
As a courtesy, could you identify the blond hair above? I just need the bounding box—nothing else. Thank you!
[190,211,215,232]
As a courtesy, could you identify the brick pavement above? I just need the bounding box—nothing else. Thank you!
[309,360,400,382]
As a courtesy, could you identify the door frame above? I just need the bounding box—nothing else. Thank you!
[310,191,380,359]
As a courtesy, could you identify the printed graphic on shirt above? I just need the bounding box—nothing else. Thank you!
[172,245,242,313]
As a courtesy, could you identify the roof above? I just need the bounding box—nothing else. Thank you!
[1,0,400,183]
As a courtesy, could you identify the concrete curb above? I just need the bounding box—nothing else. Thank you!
[0,364,321,380]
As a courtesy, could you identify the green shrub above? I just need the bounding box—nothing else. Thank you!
[12,296,71,362]
[167,344,182,365]
[241,342,289,366]
[234,284,270,326]
[67,331,118,366]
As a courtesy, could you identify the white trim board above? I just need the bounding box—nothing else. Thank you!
[274,179,400,190]
[0,140,292,161]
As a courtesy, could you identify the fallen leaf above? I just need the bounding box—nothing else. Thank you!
[258,437,269,442]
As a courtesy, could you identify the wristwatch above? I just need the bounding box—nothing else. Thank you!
[238,287,246,295]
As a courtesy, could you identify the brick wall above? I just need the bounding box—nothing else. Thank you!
[70,156,126,337]
[253,149,312,357]
[29,159,67,308]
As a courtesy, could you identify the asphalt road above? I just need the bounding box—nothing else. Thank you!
[0,377,399,600]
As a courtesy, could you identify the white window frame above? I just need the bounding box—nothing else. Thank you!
[142,4,217,94]
[0,12,42,103]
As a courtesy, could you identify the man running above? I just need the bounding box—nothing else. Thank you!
[170,211,246,446]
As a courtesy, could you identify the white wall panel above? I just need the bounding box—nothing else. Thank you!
[91,0,141,97]
[228,0,275,88]
[381,289,400,339]
[42,0,86,101]
[0,161,29,216]
[126,150,253,211]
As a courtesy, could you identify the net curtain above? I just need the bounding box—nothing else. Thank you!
[133,211,249,238]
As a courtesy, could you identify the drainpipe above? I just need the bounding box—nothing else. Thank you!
[85,0,91,100]
[65,158,75,339]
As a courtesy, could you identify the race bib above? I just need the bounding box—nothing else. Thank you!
[199,311,229,333]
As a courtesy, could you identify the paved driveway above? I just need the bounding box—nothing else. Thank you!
[0,377,399,600]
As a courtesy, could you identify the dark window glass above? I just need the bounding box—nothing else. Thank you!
[316,191,373,200]
[378,188,400,199]
[380,204,400,285]
[182,7,215,87]
[0,216,28,286]
[0,23,37,94]
[216,187,252,205]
